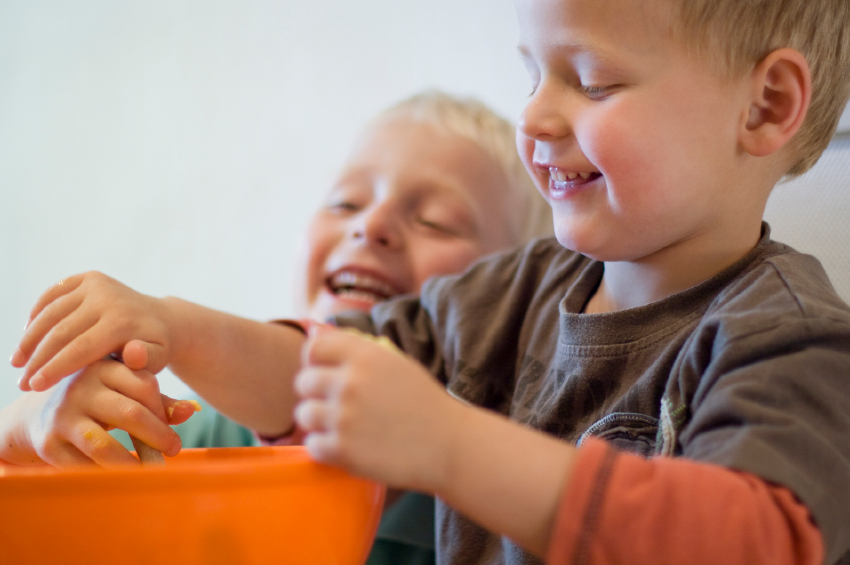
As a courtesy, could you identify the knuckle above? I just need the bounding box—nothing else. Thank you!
[49,321,72,345]
[337,376,361,404]
[67,336,91,361]
[41,300,60,322]
[117,402,145,426]
[134,369,158,388]
[85,434,111,459]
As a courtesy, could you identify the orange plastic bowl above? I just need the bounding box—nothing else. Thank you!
[0,446,385,565]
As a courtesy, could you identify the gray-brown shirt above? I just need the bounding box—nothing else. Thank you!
[334,225,850,565]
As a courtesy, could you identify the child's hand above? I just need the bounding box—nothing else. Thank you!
[11,272,173,392]
[294,326,463,491]
[1,359,195,467]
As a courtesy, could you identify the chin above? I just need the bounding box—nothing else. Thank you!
[553,227,614,262]
[309,294,377,321]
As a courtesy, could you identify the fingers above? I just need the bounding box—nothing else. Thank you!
[89,361,167,422]
[86,388,181,457]
[43,424,140,467]
[66,361,181,456]
[13,276,86,369]
[23,324,118,392]
[303,431,342,465]
[294,398,333,432]
[13,271,162,393]
[15,289,87,366]
[161,394,202,426]
[121,339,168,374]
[19,306,103,392]
[302,325,372,367]
[295,400,343,465]
[294,366,341,399]
[37,435,107,467]
[26,274,85,330]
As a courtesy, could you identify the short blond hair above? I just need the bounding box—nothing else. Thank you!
[375,90,554,245]
[669,0,850,176]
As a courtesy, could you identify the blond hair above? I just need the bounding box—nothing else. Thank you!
[375,90,554,245]
[666,0,850,177]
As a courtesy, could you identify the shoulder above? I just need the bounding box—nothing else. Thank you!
[421,237,584,305]
[702,241,850,347]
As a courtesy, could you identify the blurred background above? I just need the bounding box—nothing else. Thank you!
[0,0,533,405]
[1,1,848,407]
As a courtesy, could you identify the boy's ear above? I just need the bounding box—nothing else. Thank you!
[740,48,812,158]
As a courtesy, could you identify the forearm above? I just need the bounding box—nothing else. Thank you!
[163,298,305,436]
[425,401,577,557]
[423,403,822,564]
[548,438,823,565]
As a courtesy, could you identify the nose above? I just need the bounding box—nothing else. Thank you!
[517,80,573,141]
[350,200,402,250]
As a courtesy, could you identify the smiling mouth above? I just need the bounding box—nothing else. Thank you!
[326,270,401,304]
[549,167,601,186]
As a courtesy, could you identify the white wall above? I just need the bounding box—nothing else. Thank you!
[0,0,531,406]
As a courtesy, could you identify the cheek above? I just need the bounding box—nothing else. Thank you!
[580,107,673,205]
[297,216,339,309]
[409,241,482,292]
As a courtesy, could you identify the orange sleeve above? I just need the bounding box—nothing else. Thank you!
[547,438,823,565]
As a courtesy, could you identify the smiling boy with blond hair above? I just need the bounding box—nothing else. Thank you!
[10,0,850,564]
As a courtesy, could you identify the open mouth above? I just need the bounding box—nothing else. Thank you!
[549,167,602,187]
[326,269,402,304]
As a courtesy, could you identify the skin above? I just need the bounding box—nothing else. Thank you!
[297,115,518,321]
[5,0,811,556]
[2,116,518,466]
[296,0,811,556]
[514,0,807,313]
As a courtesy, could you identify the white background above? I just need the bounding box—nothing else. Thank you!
[0,0,533,406]
[1,2,849,408]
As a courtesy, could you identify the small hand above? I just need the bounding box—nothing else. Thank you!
[294,326,460,491]
[11,272,172,392]
[9,359,195,467]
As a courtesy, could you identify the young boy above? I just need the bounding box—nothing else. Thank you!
[10,0,850,563]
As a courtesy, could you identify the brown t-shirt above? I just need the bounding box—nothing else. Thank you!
[333,225,850,565]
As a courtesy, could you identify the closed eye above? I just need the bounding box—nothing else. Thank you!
[581,84,619,100]
[417,217,456,235]
[327,201,360,213]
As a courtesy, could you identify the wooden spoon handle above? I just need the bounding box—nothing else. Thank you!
[130,436,165,465]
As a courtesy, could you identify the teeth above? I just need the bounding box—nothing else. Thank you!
[549,167,594,182]
[329,271,397,300]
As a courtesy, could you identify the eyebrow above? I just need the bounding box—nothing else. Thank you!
[516,40,630,76]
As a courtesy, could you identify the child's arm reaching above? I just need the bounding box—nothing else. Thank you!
[294,326,576,553]
[0,359,197,466]
[11,272,306,436]
[294,326,824,564]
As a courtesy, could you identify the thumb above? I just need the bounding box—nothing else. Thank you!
[122,339,168,373]
[161,394,203,426]
[302,322,338,367]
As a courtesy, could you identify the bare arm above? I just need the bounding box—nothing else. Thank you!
[12,272,306,437]
[295,327,825,562]
[162,298,306,435]
[293,326,575,556]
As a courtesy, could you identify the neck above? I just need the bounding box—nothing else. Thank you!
[584,221,764,314]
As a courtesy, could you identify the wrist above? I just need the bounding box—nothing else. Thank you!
[422,392,473,495]
[158,296,194,370]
